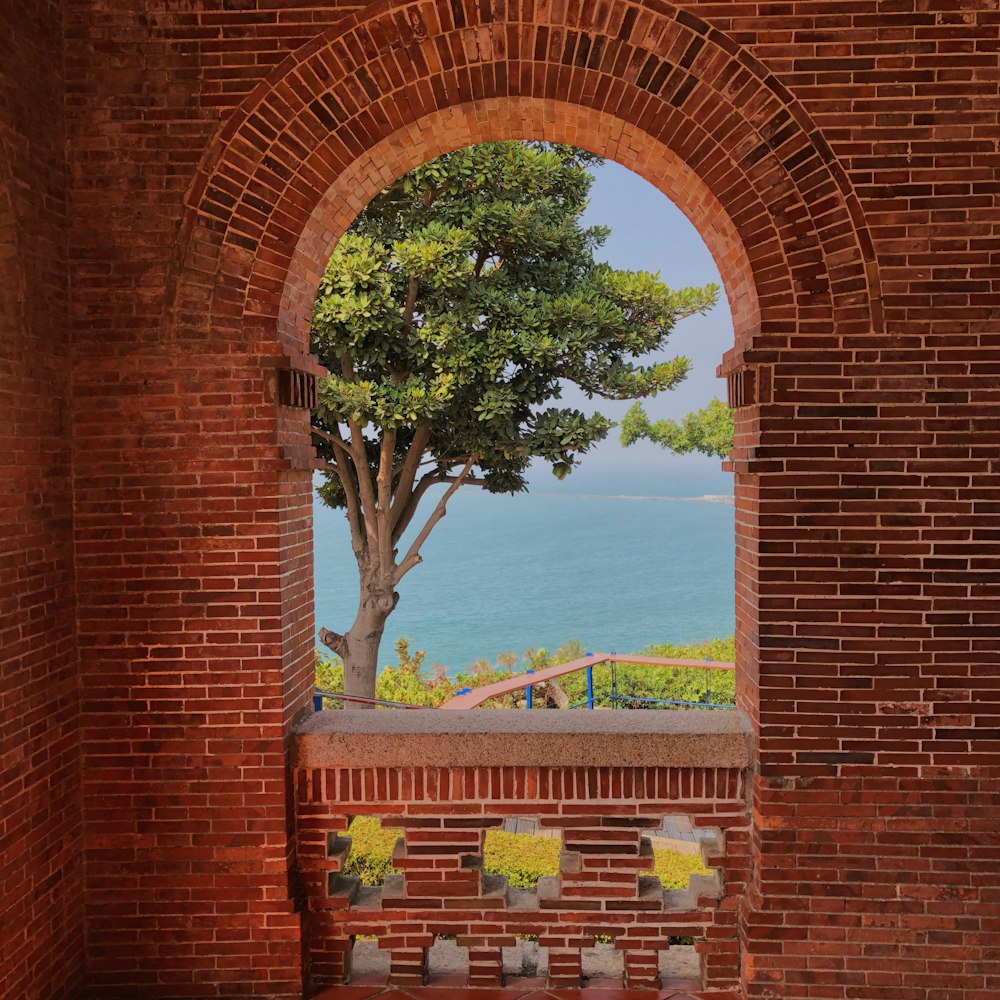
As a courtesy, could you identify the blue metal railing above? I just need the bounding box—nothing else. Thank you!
[564,656,734,711]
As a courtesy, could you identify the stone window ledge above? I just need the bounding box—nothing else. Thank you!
[293,708,753,769]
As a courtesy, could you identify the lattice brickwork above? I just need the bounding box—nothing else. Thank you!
[294,762,748,998]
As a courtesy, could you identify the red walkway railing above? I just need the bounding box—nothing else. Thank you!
[438,653,735,710]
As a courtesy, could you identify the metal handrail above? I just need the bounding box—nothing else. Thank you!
[312,689,427,710]
[312,654,737,712]
[439,652,735,710]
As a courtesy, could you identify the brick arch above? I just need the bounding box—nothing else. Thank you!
[170,0,882,363]
[277,97,759,359]
[164,0,886,738]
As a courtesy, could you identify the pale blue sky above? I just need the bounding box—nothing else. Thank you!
[528,158,733,493]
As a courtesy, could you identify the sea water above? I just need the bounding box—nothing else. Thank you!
[312,457,735,675]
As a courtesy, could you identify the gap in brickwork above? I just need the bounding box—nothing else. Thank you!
[337,816,401,896]
[554,814,723,905]
[488,816,558,896]
[659,944,702,989]
[336,888,705,987]
[581,940,624,984]
[426,937,469,983]
[502,936,549,981]
[366,817,717,902]
[348,938,390,983]
[335,813,726,914]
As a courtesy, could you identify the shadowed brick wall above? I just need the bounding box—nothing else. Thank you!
[0,0,996,997]
[65,0,317,992]
[0,2,83,998]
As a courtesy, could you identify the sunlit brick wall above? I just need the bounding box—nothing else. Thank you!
[38,1,1000,997]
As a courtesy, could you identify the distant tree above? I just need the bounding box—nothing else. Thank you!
[496,651,519,671]
[554,639,585,661]
[310,141,719,699]
[620,397,733,459]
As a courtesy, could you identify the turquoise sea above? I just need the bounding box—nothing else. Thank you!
[312,458,735,675]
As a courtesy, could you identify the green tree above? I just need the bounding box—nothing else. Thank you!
[310,142,719,699]
[620,396,733,459]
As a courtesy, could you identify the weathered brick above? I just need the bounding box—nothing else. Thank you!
[3,0,1000,997]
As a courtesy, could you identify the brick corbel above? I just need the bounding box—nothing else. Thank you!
[265,352,327,409]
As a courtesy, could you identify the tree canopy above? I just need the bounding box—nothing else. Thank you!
[310,141,720,698]
[620,397,734,460]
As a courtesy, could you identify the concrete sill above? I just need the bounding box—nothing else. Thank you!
[293,708,753,769]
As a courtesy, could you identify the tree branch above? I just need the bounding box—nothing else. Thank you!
[376,429,396,576]
[441,475,488,487]
[319,627,346,657]
[325,449,366,559]
[334,354,379,544]
[393,455,478,584]
[390,427,431,526]
[403,275,420,326]
[340,354,378,548]
[345,416,379,548]
[390,450,477,544]
[391,470,442,544]
[311,424,354,461]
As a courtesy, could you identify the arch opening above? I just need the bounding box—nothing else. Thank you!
[277,101,760,366]
[167,0,881,735]
[308,135,738,702]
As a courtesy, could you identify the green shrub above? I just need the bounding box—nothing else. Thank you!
[483,829,562,887]
[559,637,736,708]
[645,636,735,662]
[652,847,709,887]
[374,640,449,706]
[316,636,736,710]
[315,656,345,709]
[315,639,460,707]
[341,816,708,890]
[340,815,400,883]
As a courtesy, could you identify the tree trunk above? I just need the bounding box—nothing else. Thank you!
[341,596,391,704]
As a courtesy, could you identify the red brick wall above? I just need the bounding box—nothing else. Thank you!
[35,0,1000,997]
[744,771,1000,999]
[64,2,325,995]
[0,2,83,998]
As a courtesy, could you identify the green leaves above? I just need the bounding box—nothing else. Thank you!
[392,223,475,288]
[310,139,719,516]
[621,397,734,459]
[526,408,613,473]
